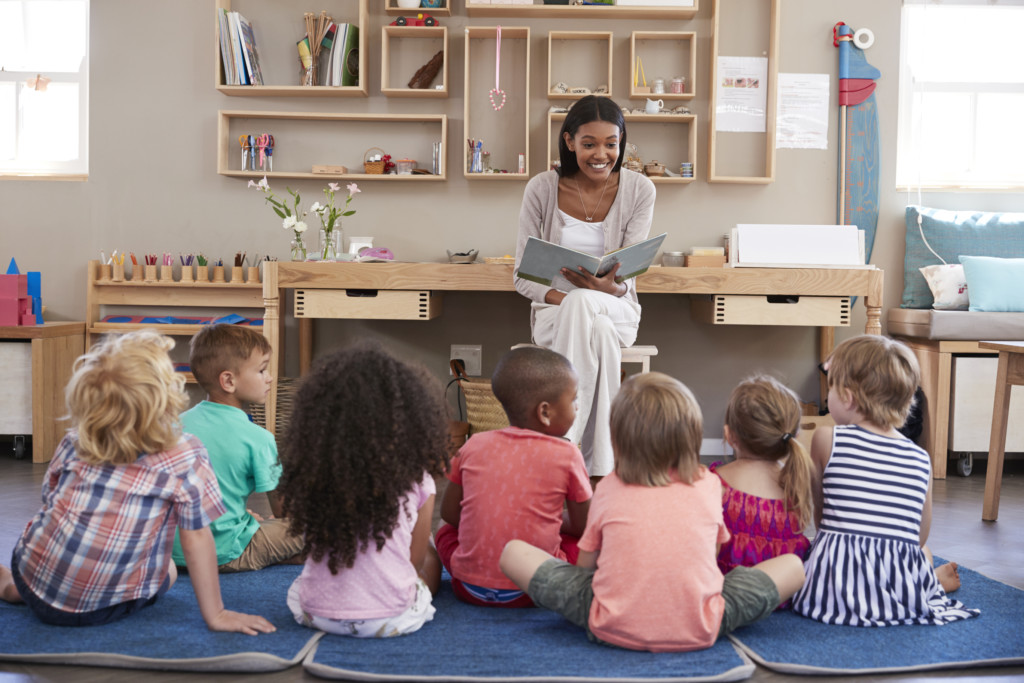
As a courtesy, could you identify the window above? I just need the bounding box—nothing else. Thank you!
[0,0,89,178]
[896,1,1024,190]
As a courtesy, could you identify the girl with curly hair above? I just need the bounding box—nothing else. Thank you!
[280,342,450,637]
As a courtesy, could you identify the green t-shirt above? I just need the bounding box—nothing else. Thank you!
[171,401,280,566]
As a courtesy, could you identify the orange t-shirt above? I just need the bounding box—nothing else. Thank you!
[580,469,730,652]
[449,427,592,589]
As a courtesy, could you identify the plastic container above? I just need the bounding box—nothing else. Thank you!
[397,158,416,175]
[671,76,686,94]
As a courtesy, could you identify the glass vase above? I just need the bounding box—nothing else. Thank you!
[290,235,307,262]
[319,227,342,261]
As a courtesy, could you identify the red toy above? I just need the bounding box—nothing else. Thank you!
[390,13,438,27]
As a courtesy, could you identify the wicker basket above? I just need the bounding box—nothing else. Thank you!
[450,360,509,436]
[363,147,386,175]
[249,377,300,451]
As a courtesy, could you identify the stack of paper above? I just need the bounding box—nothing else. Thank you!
[730,224,867,268]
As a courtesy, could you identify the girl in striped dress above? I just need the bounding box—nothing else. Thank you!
[791,335,978,626]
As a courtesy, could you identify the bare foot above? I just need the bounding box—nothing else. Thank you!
[0,565,25,604]
[935,562,961,593]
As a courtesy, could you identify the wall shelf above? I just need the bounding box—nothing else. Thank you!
[385,0,451,17]
[218,110,448,180]
[629,31,696,101]
[382,25,448,98]
[465,2,697,20]
[547,31,613,101]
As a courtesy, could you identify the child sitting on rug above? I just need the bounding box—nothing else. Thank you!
[435,346,592,608]
[791,335,978,626]
[712,375,813,597]
[500,372,805,652]
[280,343,449,637]
[0,330,274,634]
[171,324,303,572]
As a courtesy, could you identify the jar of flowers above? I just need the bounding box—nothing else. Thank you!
[249,176,309,261]
[311,182,360,261]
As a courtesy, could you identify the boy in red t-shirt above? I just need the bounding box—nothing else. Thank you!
[435,346,592,607]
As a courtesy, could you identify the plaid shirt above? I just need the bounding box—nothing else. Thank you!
[12,432,225,613]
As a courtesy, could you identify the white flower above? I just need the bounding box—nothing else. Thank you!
[283,215,296,230]
[294,220,308,234]
[347,183,361,196]
[310,201,323,214]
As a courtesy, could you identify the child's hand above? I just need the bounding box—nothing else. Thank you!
[206,608,276,635]
[247,508,266,522]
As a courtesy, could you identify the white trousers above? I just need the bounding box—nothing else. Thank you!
[532,289,641,476]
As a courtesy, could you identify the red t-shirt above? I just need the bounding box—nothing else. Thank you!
[449,427,592,589]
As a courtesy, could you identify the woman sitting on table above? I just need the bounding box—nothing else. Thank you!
[514,95,656,481]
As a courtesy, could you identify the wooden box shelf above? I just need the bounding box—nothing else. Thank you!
[382,25,448,98]
[630,31,696,100]
[465,2,697,20]
[294,289,442,320]
[218,110,448,180]
[385,0,451,17]
[691,294,851,327]
[547,31,613,100]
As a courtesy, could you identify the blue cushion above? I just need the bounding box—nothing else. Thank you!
[902,205,1024,309]
[959,255,1024,312]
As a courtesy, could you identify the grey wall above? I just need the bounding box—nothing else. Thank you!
[2,0,1021,440]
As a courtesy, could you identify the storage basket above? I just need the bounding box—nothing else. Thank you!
[449,359,509,436]
[249,377,300,451]
[363,147,386,175]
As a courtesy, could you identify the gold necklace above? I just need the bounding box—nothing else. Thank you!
[575,174,611,222]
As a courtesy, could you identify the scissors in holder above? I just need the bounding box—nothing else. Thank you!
[238,135,252,171]
[255,134,270,171]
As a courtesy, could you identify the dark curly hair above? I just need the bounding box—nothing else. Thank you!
[278,342,450,574]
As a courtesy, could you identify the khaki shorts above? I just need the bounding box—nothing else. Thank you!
[219,518,304,573]
[718,565,779,636]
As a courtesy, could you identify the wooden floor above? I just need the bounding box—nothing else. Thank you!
[1,448,1022,683]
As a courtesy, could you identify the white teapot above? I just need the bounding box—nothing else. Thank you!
[645,98,665,114]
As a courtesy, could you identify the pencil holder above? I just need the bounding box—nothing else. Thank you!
[98,264,112,282]
[179,264,194,283]
[131,264,145,282]
[247,266,260,284]
[111,264,125,282]
[159,265,175,283]
[230,266,244,284]
[195,265,209,283]
[212,265,226,283]
[144,265,157,283]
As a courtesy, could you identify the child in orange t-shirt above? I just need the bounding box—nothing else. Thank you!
[435,346,592,607]
[500,372,806,652]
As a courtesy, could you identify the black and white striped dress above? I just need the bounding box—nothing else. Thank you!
[791,425,979,626]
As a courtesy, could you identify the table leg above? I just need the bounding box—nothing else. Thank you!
[262,262,280,437]
[818,326,834,409]
[299,318,313,376]
[983,352,1012,521]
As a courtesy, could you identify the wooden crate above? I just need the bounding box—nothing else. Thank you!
[691,295,850,326]
[294,289,442,320]
[685,254,726,267]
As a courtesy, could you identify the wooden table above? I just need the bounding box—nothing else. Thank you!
[980,340,1024,521]
[260,263,883,434]
[0,322,85,463]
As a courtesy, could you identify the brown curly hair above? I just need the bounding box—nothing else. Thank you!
[278,342,450,574]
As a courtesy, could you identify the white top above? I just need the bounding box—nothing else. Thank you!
[558,210,606,257]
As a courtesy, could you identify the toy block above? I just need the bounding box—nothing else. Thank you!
[6,257,19,275]
[0,297,18,326]
[0,275,16,298]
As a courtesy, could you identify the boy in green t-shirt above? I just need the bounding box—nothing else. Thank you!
[172,324,303,572]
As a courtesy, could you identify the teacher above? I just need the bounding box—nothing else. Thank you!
[514,96,656,479]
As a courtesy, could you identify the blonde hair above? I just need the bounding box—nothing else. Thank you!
[66,330,187,465]
[725,375,813,529]
[611,372,703,486]
[827,334,920,430]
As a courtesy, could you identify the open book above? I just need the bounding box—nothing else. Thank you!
[516,233,667,291]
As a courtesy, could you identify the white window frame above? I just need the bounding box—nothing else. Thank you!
[896,0,1024,192]
[0,0,89,180]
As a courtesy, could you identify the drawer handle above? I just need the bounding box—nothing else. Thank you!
[346,289,379,298]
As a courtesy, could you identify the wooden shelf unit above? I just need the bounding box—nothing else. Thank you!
[218,110,448,180]
[629,31,696,101]
[465,2,697,20]
[547,111,697,184]
[547,31,613,101]
[385,0,451,17]
[381,25,448,98]
[215,0,369,97]
[464,26,530,180]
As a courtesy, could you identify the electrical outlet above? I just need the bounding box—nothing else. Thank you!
[450,344,482,376]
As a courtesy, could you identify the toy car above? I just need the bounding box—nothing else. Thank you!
[390,13,438,27]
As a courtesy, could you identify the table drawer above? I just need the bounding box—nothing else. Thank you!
[691,295,850,326]
[294,289,442,320]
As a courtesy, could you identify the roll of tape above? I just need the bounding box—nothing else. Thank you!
[853,28,874,50]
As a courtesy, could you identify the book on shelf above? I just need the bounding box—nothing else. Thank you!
[319,22,338,86]
[235,11,264,86]
[516,233,667,290]
[328,22,348,86]
[217,8,236,85]
[340,23,359,87]
[226,10,248,84]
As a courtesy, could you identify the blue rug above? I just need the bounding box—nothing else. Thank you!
[729,561,1024,674]
[0,564,319,672]
[304,579,754,682]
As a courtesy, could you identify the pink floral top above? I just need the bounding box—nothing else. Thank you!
[710,462,810,576]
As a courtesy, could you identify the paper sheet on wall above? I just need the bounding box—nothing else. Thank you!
[714,56,768,133]
[776,73,830,149]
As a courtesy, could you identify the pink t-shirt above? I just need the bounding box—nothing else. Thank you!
[580,469,730,652]
[449,427,592,589]
[297,472,435,620]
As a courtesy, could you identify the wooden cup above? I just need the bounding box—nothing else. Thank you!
[179,265,194,283]
[195,265,209,283]
[98,264,112,281]
[212,265,226,283]
[131,264,145,282]
[111,264,125,282]
[144,265,157,283]
[247,266,260,284]
[160,265,175,282]
[230,266,244,284]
